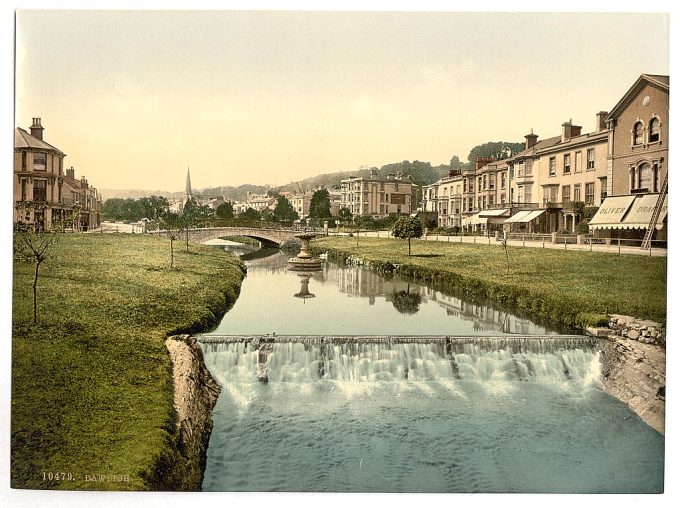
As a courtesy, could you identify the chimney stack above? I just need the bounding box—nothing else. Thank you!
[561,120,582,142]
[370,168,378,178]
[596,111,608,133]
[475,156,496,170]
[30,118,44,140]
[524,129,538,149]
[66,167,75,179]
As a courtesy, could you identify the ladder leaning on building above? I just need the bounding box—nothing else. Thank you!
[641,173,668,250]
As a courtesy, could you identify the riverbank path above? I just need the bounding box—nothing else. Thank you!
[331,230,667,257]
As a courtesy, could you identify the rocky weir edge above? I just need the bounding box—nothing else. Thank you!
[311,245,666,435]
[146,267,246,491]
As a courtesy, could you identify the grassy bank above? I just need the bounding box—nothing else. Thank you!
[11,233,245,490]
[311,236,666,327]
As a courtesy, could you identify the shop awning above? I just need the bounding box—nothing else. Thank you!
[462,213,488,226]
[478,208,510,217]
[588,195,636,229]
[504,209,546,223]
[620,194,668,230]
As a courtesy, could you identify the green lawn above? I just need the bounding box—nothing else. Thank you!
[311,236,667,327]
[11,233,245,490]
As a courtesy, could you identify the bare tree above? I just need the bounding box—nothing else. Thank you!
[159,212,183,268]
[499,233,510,274]
[13,219,66,323]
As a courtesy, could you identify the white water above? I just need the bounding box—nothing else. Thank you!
[205,339,601,386]
[202,339,663,493]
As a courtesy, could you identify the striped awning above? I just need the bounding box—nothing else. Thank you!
[478,208,510,217]
[621,194,668,229]
[588,194,667,230]
[588,195,636,229]
[505,209,546,223]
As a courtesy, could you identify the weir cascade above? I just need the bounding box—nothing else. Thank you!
[199,335,600,385]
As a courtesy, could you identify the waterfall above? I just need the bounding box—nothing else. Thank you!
[204,338,600,386]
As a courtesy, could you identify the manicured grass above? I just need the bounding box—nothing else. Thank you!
[11,233,245,490]
[311,236,667,327]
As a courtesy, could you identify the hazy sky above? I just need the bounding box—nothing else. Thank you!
[15,10,668,192]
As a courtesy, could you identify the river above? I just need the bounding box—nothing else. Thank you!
[199,240,664,493]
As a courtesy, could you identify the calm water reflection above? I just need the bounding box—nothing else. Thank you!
[205,241,558,336]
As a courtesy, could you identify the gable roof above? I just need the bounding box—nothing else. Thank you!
[14,127,65,155]
[606,74,669,122]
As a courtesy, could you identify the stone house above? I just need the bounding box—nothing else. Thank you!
[14,118,101,231]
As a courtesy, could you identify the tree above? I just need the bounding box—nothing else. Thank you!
[392,216,423,256]
[449,155,464,170]
[240,207,261,221]
[467,141,525,164]
[273,195,298,222]
[338,207,353,225]
[309,189,332,219]
[392,286,422,315]
[159,211,183,268]
[216,202,234,219]
[499,233,510,275]
[13,219,68,323]
[139,195,170,220]
[261,207,275,222]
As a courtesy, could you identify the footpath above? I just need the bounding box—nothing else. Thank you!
[335,230,667,257]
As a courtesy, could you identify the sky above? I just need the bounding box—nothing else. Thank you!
[14,10,670,193]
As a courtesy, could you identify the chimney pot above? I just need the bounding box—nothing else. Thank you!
[524,131,539,149]
[30,117,44,141]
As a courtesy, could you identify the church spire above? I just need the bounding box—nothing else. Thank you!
[185,166,193,199]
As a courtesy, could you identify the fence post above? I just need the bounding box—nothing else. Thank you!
[590,239,592,252]
[618,238,621,255]
[564,237,567,250]
[522,236,525,247]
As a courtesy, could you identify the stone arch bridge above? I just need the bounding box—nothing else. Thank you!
[173,226,319,248]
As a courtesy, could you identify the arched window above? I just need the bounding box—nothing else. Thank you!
[633,122,644,145]
[649,117,660,143]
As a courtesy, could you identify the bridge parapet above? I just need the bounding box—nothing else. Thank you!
[171,226,323,247]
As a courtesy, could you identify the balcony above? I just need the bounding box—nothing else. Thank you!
[513,172,534,184]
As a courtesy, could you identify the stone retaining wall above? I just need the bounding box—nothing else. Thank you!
[607,314,665,346]
[160,334,221,490]
[587,314,666,434]
[599,336,665,434]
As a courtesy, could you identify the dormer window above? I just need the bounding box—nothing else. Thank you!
[649,117,660,143]
[633,121,644,145]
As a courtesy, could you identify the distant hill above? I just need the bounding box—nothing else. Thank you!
[100,160,453,203]
[99,189,182,201]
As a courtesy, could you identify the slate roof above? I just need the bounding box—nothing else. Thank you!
[14,127,65,155]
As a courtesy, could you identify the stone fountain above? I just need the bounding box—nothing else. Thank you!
[287,232,323,271]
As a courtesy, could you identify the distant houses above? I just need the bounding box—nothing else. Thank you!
[340,169,419,217]
[13,118,102,231]
[17,74,667,242]
[421,74,668,242]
